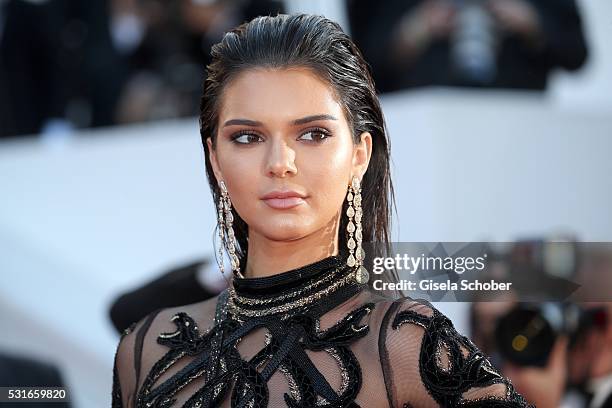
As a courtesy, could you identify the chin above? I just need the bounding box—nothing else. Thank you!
[263,231,307,242]
[254,217,314,241]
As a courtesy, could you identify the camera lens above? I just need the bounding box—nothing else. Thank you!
[495,307,556,367]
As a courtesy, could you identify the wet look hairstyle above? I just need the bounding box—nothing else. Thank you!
[200,13,398,289]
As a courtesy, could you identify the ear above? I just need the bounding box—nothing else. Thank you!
[352,132,372,180]
[206,137,223,183]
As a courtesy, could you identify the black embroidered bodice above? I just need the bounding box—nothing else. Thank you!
[112,254,532,407]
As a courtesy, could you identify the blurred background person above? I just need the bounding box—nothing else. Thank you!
[112,0,283,125]
[564,303,612,408]
[564,245,612,408]
[347,0,588,93]
[0,0,87,138]
[0,0,283,139]
[108,257,227,334]
[469,240,612,407]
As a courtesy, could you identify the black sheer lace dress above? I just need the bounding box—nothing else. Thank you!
[112,252,532,407]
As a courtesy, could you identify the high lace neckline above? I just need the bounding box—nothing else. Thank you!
[225,248,363,322]
[232,249,349,297]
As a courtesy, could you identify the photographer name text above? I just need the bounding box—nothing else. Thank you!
[373,279,512,292]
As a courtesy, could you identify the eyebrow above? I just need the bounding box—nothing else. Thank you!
[222,114,337,128]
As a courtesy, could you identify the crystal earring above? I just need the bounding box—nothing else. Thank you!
[217,181,244,279]
[346,176,369,284]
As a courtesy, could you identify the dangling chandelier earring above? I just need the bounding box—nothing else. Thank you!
[346,176,369,284]
[217,181,244,279]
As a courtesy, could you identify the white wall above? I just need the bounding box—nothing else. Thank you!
[383,89,612,243]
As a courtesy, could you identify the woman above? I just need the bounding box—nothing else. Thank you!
[112,14,531,407]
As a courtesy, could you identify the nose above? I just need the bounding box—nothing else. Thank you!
[265,137,297,178]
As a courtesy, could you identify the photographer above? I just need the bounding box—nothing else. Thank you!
[348,0,588,92]
[468,240,612,407]
[565,303,612,408]
[471,300,611,407]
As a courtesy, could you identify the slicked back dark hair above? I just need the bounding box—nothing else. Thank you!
[200,13,398,291]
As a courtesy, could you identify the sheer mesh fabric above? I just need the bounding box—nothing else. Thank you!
[111,256,532,408]
[379,299,530,407]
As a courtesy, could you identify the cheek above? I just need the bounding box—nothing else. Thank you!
[215,147,262,213]
[301,143,353,209]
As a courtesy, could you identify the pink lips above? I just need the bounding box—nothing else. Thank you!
[261,190,306,209]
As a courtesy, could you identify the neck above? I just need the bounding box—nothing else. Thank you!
[243,214,341,278]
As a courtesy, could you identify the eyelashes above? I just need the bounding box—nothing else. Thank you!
[230,130,264,145]
[299,127,332,143]
[229,127,332,145]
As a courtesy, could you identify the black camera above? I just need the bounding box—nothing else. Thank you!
[494,303,608,367]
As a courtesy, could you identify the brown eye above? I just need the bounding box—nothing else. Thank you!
[232,132,263,144]
[298,128,331,143]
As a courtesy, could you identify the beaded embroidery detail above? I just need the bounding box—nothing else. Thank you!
[129,258,371,408]
[392,304,533,407]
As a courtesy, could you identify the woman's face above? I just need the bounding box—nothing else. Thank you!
[207,67,371,245]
